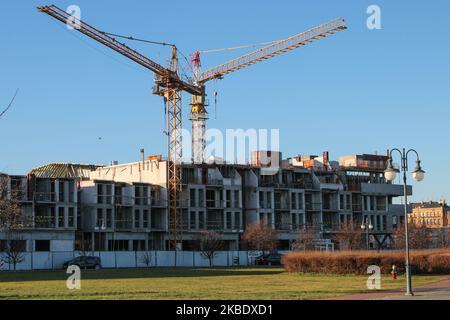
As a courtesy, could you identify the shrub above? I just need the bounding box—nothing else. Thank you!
[282,249,450,275]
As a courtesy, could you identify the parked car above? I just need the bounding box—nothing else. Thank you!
[62,256,102,270]
[255,253,282,266]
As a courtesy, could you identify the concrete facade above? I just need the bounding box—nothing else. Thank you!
[0,151,411,254]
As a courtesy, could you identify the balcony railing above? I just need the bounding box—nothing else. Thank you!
[34,216,56,228]
[206,200,224,208]
[305,202,322,211]
[114,195,134,206]
[207,179,223,186]
[206,222,224,230]
[33,192,56,202]
[112,195,167,207]
[322,203,339,211]
[115,221,133,230]
[259,202,273,209]
[97,195,114,205]
[322,223,343,232]
[135,197,151,206]
[10,189,29,201]
[151,198,166,207]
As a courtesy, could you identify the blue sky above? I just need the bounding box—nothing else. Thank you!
[1,0,449,202]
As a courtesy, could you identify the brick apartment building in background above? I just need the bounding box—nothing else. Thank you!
[410,200,449,246]
[410,200,449,228]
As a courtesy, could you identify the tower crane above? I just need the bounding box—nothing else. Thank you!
[38,4,346,250]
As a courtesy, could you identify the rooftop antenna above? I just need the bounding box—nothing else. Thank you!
[140,148,145,165]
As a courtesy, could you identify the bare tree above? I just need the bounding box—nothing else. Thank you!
[392,222,433,250]
[331,222,365,251]
[1,231,26,271]
[292,226,320,251]
[0,175,23,228]
[434,227,449,248]
[242,221,278,253]
[0,174,26,271]
[198,230,224,267]
[139,252,152,268]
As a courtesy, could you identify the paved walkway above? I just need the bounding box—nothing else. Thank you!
[327,279,450,300]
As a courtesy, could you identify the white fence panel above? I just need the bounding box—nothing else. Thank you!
[1,252,32,271]
[0,250,254,270]
[176,251,194,267]
[213,252,229,266]
[136,251,156,267]
[239,251,249,266]
[193,252,210,267]
[99,252,116,268]
[32,252,53,269]
[156,251,175,266]
[53,252,74,269]
[116,252,136,268]
[228,251,244,266]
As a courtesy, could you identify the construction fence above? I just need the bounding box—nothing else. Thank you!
[0,250,257,271]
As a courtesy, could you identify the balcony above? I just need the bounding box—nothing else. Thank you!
[97,195,114,205]
[259,201,273,209]
[224,200,240,209]
[322,223,347,233]
[34,215,56,228]
[361,183,411,196]
[115,220,133,230]
[33,192,56,203]
[114,195,134,206]
[274,223,292,231]
[322,203,339,211]
[9,188,29,202]
[207,179,223,186]
[305,202,322,211]
[151,198,166,207]
[206,223,224,230]
[134,197,151,206]
[206,200,224,209]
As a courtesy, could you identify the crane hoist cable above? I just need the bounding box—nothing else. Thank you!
[103,31,194,83]
[0,88,19,119]
[102,32,175,47]
[198,40,281,54]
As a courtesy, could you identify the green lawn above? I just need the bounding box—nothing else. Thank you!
[0,268,448,300]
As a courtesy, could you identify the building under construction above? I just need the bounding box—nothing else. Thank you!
[1,150,411,255]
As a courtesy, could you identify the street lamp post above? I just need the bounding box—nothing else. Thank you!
[384,148,425,296]
[361,219,374,250]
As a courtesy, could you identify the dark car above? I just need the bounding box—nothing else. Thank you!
[255,253,282,266]
[62,256,102,270]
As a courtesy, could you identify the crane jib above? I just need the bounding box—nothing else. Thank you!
[37,5,202,95]
[198,18,347,83]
